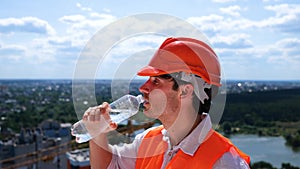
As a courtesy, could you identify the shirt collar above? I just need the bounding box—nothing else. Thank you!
[161,113,212,156]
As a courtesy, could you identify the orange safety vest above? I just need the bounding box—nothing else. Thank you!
[136,126,250,169]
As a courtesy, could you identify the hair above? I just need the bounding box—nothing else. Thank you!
[157,74,212,114]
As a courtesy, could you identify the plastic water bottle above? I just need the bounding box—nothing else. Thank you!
[71,94,144,143]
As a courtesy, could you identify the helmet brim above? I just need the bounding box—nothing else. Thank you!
[137,66,169,77]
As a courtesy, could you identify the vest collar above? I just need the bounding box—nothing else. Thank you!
[161,113,212,156]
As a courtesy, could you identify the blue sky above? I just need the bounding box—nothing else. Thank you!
[0,0,299,80]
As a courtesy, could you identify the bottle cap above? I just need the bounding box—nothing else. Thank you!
[136,95,144,104]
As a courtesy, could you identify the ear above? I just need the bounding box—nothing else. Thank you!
[179,84,194,98]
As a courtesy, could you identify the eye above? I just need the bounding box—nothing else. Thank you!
[152,78,159,85]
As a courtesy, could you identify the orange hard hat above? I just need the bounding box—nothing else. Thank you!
[137,37,221,86]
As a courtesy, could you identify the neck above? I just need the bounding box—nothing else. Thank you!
[164,111,202,147]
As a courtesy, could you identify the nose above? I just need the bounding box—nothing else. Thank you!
[139,79,150,94]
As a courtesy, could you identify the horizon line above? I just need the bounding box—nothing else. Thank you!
[0,78,300,82]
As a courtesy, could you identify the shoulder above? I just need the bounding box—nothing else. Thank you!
[109,125,163,156]
[213,147,250,169]
[135,125,163,140]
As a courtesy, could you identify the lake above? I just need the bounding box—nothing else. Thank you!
[230,134,300,168]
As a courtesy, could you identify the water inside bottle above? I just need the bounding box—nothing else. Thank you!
[71,120,87,135]
[110,109,134,124]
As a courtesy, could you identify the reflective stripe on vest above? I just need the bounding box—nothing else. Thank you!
[136,126,250,169]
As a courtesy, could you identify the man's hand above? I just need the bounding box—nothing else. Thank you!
[81,102,118,139]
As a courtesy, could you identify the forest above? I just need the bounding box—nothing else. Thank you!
[220,88,300,150]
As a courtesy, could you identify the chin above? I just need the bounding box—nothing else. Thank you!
[143,109,153,118]
[143,110,151,117]
[143,109,162,119]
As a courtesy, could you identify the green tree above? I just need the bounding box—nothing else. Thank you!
[251,161,276,169]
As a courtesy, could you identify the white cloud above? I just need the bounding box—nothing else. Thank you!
[265,3,299,16]
[58,4,117,59]
[275,38,300,48]
[0,17,56,35]
[96,35,165,79]
[57,12,116,48]
[187,15,259,37]
[187,14,225,34]
[0,37,59,66]
[211,33,252,49]
[1,38,63,65]
[0,44,26,61]
[90,13,116,20]
[76,3,92,12]
[188,4,300,34]
[220,5,243,17]
[260,4,300,32]
[108,35,164,59]
[59,15,86,24]
[263,0,280,2]
[1,1,299,80]
[212,0,236,3]
[47,36,72,46]
[103,8,111,13]
[27,38,57,63]
[267,38,300,62]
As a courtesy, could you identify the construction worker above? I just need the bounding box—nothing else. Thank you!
[83,37,251,168]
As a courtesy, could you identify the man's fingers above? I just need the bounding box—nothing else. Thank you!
[109,122,118,130]
[90,108,96,121]
[82,107,92,121]
[80,102,118,135]
[95,109,101,121]
[98,102,110,114]
[99,102,112,122]
[83,102,111,123]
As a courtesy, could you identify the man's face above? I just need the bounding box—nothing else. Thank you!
[139,76,181,119]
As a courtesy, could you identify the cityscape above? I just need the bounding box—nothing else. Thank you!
[1,0,300,168]
[0,79,300,169]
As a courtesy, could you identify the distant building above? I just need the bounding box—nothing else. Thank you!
[65,120,156,169]
[39,119,71,143]
[66,148,90,169]
[0,119,72,169]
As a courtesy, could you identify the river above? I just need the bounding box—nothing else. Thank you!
[230,134,300,168]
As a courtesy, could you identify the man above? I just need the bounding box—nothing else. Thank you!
[82,37,250,168]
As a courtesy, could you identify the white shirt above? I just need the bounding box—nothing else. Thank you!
[107,115,250,169]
